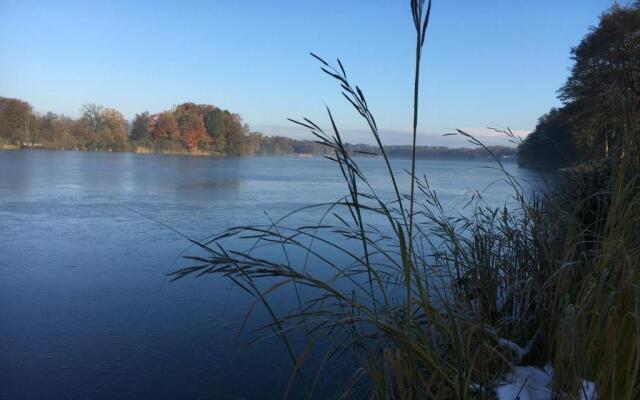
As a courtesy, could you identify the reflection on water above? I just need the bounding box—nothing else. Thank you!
[176,180,241,191]
[0,150,545,399]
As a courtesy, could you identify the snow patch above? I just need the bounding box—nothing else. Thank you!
[495,364,596,400]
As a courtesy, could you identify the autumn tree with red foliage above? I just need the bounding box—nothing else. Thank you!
[151,111,180,142]
[174,103,210,150]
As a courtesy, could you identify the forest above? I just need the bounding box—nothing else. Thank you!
[0,98,515,160]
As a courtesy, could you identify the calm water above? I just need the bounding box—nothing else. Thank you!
[0,150,544,399]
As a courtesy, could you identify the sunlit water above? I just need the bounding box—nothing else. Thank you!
[0,150,545,399]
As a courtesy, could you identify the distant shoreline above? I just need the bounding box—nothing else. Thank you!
[0,143,314,157]
[1,97,518,162]
[1,143,518,161]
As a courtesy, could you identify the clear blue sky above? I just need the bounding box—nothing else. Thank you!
[0,0,628,146]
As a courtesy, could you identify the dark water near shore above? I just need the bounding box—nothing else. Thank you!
[0,150,544,399]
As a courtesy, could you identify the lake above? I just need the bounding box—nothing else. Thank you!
[0,150,545,399]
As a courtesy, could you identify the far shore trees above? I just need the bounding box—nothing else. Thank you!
[0,96,516,159]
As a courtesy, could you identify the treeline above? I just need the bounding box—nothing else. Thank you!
[518,2,640,169]
[0,99,330,156]
[0,100,131,151]
[0,97,516,160]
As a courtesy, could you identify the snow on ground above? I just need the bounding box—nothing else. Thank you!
[495,364,596,400]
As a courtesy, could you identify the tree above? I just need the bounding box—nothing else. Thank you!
[38,112,75,147]
[174,103,210,151]
[223,112,246,155]
[0,97,35,144]
[204,107,227,154]
[558,2,640,162]
[517,108,577,169]
[101,108,128,150]
[78,104,127,150]
[80,104,104,136]
[130,112,150,141]
[79,103,104,149]
[153,111,180,141]
[517,2,640,168]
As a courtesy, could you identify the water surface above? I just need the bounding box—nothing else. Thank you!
[0,150,544,399]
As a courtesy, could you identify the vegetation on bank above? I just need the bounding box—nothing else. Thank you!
[518,2,639,170]
[171,1,639,399]
[0,97,516,160]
